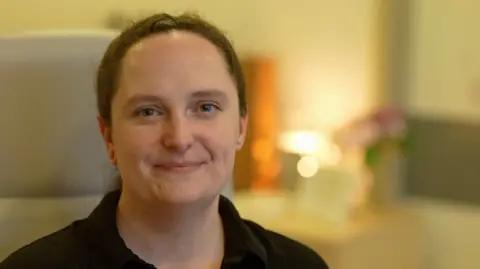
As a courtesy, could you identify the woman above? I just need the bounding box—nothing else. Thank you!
[0,13,329,269]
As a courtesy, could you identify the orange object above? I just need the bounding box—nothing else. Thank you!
[234,57,280,191]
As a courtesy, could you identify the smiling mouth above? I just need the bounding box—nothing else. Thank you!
[153,162,204,173]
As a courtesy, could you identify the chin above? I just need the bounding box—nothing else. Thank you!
[150,183,219,205]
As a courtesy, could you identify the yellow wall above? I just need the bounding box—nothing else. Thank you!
[407,0,480,123]
[0,0,267,53]
[407,0,480,268]
[1,0,380,134]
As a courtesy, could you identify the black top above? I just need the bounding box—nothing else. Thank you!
[0,191,329,269]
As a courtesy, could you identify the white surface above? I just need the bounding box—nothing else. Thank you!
[408,199,480,269]
[235,191,423,269]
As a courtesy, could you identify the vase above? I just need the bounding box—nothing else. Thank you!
[368,151,404,209]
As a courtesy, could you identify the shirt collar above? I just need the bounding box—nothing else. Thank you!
[219,195,268,265]
[78,190,267,268]
[78,190,138,269]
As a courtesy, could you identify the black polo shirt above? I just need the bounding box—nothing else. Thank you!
[0,191,329,269]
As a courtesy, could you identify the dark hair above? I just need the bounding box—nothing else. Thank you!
[96,12,247,126]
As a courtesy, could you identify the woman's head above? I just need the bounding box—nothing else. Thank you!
[96,13,248,204]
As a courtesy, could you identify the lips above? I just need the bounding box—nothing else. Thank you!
[153,162,204,173]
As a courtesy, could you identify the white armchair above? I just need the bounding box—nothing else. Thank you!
[0,31,234,260]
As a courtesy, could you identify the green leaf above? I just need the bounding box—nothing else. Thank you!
[365,144,381,169]
[400,131,412,155]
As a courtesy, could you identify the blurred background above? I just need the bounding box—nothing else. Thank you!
[1,0,480,268]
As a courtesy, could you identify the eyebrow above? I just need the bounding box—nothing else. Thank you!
[124,89,229,108]
[124,95,163,109]
[190,89,228,102]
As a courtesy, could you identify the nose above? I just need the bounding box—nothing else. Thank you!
[162,114,193,153]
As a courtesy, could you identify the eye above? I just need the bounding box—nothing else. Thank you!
[198,103,219,113]
[136,107,161,117]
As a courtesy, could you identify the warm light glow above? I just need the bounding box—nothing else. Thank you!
[278,131,324,155]
[296,155,319,178]
[278,130,343,165]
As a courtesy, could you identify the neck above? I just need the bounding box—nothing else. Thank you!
[116,191,224,269]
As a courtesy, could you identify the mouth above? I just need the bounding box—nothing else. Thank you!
[153,162,205,173]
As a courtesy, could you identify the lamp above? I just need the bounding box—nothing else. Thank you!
[277,130,362,224]
[277,130,342,187]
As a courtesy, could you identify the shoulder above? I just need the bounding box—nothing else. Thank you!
[0,223,87,269]
[244,219,330,269]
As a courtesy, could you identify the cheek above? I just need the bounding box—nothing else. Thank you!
[202,120,239,163]
[209,117,239,146]
[111,123,156,159]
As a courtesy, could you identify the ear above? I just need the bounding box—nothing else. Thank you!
[236,115,248,150]
[97,115,116,164]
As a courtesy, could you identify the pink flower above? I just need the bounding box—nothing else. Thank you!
[334,119,381,149]
[369,107,406,137]
[334,107,407,151]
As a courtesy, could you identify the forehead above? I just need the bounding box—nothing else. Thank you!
[121,31,231,83]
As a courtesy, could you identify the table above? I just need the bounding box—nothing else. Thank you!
[234,192,423,269]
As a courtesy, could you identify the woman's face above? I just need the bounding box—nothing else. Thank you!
[98,31,247,204]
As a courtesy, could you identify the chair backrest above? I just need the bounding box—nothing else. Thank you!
[0,30,119,197]
[0,30,234,259]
